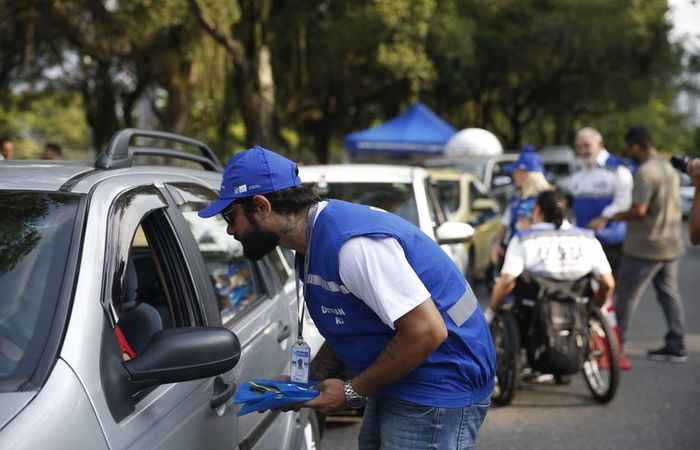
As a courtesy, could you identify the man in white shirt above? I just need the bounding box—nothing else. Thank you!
[488,190,615,315]
[569,127,633,271]
[487,189,631,370]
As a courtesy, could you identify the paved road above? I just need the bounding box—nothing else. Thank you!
[323,232,700,450]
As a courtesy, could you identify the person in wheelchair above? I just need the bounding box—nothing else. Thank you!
[486,190,630,371]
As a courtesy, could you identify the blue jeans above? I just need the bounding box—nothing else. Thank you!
[358,396,490,450]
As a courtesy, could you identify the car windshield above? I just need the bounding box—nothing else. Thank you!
[0,192,81,392]
[314,182,419,226]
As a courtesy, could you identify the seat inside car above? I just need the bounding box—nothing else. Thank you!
[117,259,163,355]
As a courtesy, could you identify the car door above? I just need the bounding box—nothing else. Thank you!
[93,184,239,450]
[165,182,297,450]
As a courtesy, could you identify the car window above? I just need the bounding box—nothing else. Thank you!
[312,182,419,226]
[168,184,266,325]
[0,192,81,392]
[435,180,461,216]
[106,187,201,364]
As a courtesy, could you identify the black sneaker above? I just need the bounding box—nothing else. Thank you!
[647,346,688,363]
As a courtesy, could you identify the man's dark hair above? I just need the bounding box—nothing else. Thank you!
[624,126,653,150]
[238,184,320,217]
[45,142,63,155]
[536,190,568,229]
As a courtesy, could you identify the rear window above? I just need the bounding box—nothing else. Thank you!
[0,192,81,392]
[312,182,418,226]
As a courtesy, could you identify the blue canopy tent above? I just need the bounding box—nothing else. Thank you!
[344,103,456,157]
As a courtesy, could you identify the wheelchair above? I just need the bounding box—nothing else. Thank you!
[490,272,620,405]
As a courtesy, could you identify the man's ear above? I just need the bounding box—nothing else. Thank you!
[252,195,273,217]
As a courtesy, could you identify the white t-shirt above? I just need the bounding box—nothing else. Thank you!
[338,236,431,329]
[310,202,431,329]
[501,221,611,280]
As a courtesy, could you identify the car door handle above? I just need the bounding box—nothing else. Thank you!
[277,324,292,343]
[211,376,237,411]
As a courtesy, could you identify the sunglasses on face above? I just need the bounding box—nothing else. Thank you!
[221,204,236,224]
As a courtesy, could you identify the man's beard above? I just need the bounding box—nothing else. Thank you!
[576,155,595,168]
[238,220,280,261]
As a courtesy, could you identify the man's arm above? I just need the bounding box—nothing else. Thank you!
[589,166,634,230]
[304,299,447,413]
[593,272,615,306]
[309,341,345,381]
[490,274,516,310]
[610,203,648,222]
[601,166,633,218]
[687,159,700,245]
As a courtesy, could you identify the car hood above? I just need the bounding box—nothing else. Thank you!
[0,392,36,430]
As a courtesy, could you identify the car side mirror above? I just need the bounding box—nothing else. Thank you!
[124,327,241,391]
[472,198,499,213]
[492,175,512,188]
[436,221,475,245]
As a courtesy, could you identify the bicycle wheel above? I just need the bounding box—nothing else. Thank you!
[581,306,620,403]
[490,310,520,406]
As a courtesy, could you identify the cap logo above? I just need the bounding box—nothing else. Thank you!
[234,184,248,194]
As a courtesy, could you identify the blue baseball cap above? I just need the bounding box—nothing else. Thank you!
[198,145,302,218]
[511,145,543,173]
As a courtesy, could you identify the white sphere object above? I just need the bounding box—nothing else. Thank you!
[444,128,503,157]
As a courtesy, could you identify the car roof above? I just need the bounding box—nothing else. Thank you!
[299,164,427,183]
[0,161,97,192]
[0,160,221,194]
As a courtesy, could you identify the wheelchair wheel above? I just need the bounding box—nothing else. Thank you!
[490,310,520,406]
[581,306,620,403]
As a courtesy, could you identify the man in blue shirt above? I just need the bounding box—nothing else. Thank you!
[198,146,496,450]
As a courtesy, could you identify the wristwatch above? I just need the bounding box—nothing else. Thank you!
[343,380,366,409]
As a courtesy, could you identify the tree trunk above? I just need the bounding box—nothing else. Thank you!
[234,45,276,147]
[216,67,237,156]
[313,117,332,164]
[81,60,120,154]
[163,59,194,134]
[235,0,278,149]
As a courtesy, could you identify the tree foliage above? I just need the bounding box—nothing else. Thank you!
[0,0,695,161]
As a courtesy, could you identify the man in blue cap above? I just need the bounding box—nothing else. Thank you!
[199,145,496,450]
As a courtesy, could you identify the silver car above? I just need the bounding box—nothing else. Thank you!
[0,129,322,450]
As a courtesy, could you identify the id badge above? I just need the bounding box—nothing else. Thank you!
[290,339,311,384]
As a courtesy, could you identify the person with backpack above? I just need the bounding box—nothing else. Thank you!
[486,190,615,319]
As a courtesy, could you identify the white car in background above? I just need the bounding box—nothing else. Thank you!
[299,164,474,277]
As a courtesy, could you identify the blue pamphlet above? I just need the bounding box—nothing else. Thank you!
[234,379,320,416]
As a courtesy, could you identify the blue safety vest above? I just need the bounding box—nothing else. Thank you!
[300,200,495,408]
[571,155,626,246]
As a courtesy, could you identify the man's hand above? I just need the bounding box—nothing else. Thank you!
[688,159,700,188]
[304,378,346,414]
[587,217,608,232]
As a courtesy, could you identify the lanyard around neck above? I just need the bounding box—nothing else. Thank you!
[295,203,319,340]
